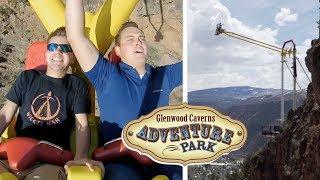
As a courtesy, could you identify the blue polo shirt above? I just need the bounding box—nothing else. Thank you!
[85,54,182,143]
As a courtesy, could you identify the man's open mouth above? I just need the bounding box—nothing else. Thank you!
[52,58,63,62]
[134,50,143,53]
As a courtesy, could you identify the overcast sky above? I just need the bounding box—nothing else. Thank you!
[188,0,317,91]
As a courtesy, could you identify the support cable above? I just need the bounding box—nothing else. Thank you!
[296,58,312,83]
[284,61,303,91]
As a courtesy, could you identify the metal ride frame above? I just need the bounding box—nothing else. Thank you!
[215,23,311,123]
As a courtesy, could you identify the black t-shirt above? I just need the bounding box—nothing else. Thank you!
[6,70,90,150]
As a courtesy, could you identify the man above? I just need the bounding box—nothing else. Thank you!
[0,27,102,180]
[66,1,182,179]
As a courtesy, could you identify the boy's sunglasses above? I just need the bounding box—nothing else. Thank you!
[47,43,73,53]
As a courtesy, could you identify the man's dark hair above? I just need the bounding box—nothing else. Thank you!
[47,27,67,42]
[115,21,143,46]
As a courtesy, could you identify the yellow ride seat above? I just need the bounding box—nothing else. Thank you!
[0,172,17,180]
[152,175,170,180]
[67,166,102,180]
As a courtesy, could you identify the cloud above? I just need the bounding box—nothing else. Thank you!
[188,0,310,91]
[274,8,298,26]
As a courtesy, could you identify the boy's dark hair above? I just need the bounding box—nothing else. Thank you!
[115,21,143,46]
[47,27,67,42]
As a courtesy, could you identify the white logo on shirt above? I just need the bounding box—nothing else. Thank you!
[153,89,163,93]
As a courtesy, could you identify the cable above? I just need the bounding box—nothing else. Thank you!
[224,33,282,53]
[226,31,282,51]
[143,0,164,41]
[284,61,303,90]
[223,31,292,55]
[296,57,312,83]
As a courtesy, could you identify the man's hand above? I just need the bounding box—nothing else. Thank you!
[0,100,18,138]
[64,158,105,176]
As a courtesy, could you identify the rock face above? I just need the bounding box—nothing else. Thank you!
[0,0,182,108]
[243,40,320,179]
[306,39,320,109]
[0,0,47,106]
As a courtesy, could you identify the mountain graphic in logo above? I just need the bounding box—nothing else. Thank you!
[30,91,61,121]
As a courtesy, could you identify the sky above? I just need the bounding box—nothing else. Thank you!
[188,0,318,91]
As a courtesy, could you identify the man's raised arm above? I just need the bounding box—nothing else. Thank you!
[65,0,99,72]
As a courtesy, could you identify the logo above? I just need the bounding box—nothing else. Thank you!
[122,103,247,166]
[153,89,163,93]
[27,91,61,125]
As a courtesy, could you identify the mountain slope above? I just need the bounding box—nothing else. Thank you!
[189,86,306,156]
